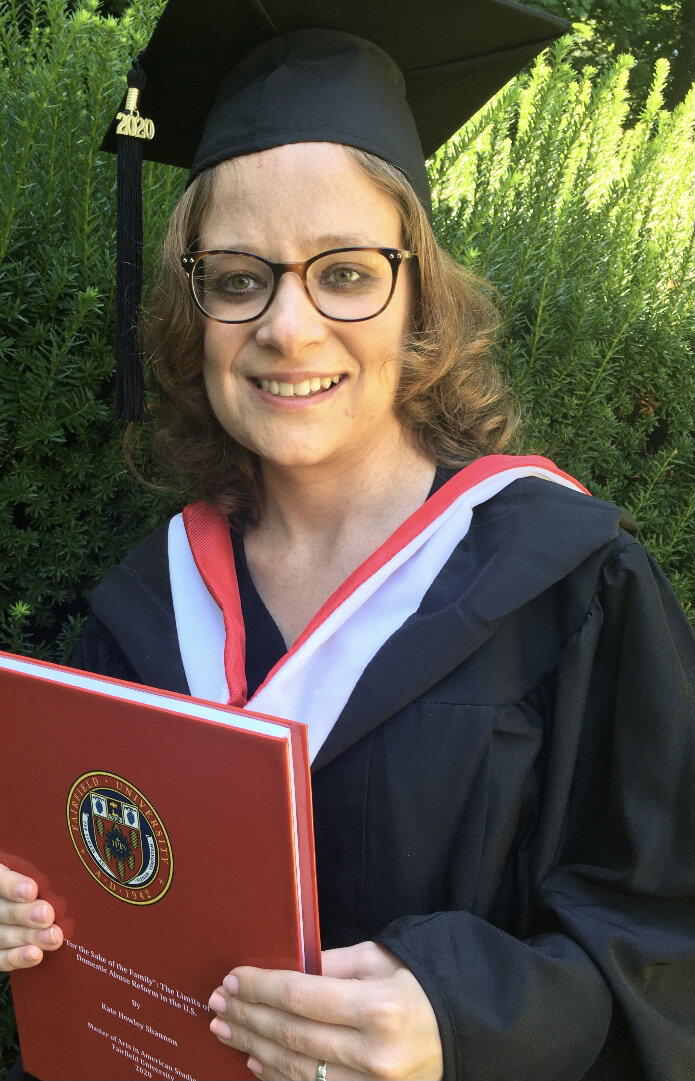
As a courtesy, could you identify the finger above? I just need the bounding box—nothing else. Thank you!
[210,1014,370,1081]
[211,990,364,1068]
[0,897,56,931]
[1,944,45,972]
[0,924,63,971]
[0,921,62,952]
[249,1057,369,1081]
[0,864,38,903]
[229,967,372,1027]
[0,897,59,957]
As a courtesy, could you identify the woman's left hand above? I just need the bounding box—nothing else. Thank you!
[208,940,444,1080]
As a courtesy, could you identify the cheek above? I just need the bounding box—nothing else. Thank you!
[202,323,226,374]
[201,336,238,428]
[201,354,221,410]
[202,326,241,394]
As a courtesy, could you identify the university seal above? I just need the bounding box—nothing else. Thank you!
[66,772,173,904]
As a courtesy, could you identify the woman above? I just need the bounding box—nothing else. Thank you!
[2,6,694,1081]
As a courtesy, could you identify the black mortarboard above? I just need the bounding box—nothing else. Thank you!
[102,0,569,420]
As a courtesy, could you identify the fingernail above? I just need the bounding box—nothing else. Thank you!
[38,927,59,946]
[21,947,41,964]
[210,1017,232,1040]
[222,973,239,995]
[29,903,48,924]
[15,881,34,900]
[208,992,226,1013]
[247,1057,263,1077]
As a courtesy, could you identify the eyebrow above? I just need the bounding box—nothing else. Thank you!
[311,233,378,249]
[203,233,379,253]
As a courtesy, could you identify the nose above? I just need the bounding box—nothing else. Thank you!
[254,271,328,357]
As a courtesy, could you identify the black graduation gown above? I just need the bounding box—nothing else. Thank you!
[16,477,695,1081]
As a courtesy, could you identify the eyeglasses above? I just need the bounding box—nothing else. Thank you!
[180,246,417,323]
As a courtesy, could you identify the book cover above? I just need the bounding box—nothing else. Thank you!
[0,650,320,1081]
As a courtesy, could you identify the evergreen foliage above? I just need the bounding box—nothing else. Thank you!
[0,0,183,666]
[0,3,693,1070]
[429,45,694,613]
[534,0,694,114]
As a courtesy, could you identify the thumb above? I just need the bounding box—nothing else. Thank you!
[321,941,401,980]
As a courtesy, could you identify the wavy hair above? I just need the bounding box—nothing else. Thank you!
[131,146,515,524]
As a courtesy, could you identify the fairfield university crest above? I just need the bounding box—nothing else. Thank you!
[67,772,173,904]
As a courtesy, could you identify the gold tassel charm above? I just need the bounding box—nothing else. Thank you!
[116,86,155,140]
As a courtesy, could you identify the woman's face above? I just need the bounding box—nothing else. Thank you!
[199,143,413,475]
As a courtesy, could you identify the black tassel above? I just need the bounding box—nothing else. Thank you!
[114,56,150,422]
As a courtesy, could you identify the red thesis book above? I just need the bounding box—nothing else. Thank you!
[0,650,321,1081]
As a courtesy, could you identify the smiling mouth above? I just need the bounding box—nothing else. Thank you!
[255,375,344,397]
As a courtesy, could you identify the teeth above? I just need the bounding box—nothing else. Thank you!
[258,376,342,397]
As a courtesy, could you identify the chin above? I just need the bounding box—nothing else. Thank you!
[252,435,353,470]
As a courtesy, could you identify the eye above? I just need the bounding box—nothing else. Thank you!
[326,266,361,284]
[320,263,375,290]
[213,272,265,296]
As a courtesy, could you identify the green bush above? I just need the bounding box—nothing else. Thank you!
[429,46,694,612]
[0,0,183,666]
[1,3,693,1071]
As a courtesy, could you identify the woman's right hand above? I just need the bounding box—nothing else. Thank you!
[0,862,63,971]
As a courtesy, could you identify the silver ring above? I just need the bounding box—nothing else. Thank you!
[316,1062,327,1081]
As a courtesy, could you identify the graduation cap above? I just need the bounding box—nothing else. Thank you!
[102,0,569,420]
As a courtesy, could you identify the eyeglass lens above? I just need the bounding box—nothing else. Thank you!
[191,250,395,321]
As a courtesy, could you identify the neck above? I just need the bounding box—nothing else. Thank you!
[242,429,436,648]
[254,432,435,553]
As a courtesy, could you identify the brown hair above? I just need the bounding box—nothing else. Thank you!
[131,146,515,523]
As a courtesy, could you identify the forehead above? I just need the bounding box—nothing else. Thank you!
[199,142,402,253]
